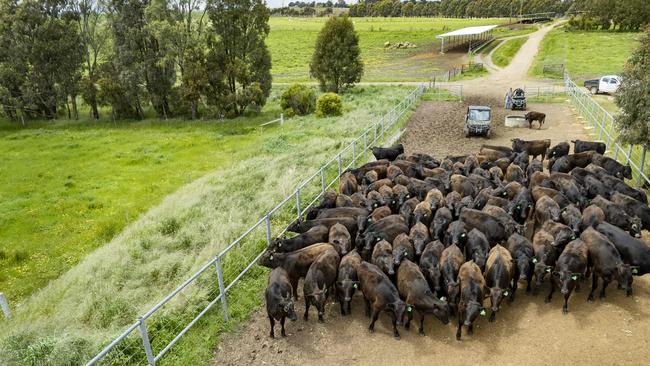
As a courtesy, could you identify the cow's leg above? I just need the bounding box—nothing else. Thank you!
[456,309,463,340]
[600,278,610,299]
[563,291,571,314]
[588,272,598,302]
[368,308,380,333]
[546,279,556,303]
[364,299,371,317]
[291,278,299,300]
[347,300,352,314]
[340,300,346,315]
[419,313,426,335]
[391,313,401,339]
[304,298,310,320]
[405,308,413,329]
[280,315,287,337]
[269,315,275,338]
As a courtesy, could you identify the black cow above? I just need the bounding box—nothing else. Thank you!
[265,267,298,338]
[456,261,487,340]
[596,222,649,276]
[581,228,634,298]
[302,248,340,323]
[547,141,570,159]
[546,239,588,314]
[372,144,405,161]
[397,259,450,335]
[358,261,407,339]
[572,139,606,155]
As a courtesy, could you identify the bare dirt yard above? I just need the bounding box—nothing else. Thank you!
[400,95,589,159]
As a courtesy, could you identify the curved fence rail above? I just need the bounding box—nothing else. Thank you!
[85,84,427,366]
[564,72,649,188]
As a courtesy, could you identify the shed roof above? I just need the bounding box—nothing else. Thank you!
[436,25,498,38]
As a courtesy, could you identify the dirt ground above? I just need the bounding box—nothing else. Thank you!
[400,95,589,159]
[213,277,650,366]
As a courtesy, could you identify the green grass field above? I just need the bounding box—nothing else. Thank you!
[492,37,527,67]
[530,27,641,80]
[0,85,418,366]
[268,17,508,82]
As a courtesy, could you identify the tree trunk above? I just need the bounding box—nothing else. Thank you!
[191,100,197,120]
[90,96,99,119]
[71,94,79,120]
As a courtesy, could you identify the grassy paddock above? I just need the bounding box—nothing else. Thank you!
[492,37,527,67]
[0,85,418,366]
[530,27,641,80]
[268,17,507,82]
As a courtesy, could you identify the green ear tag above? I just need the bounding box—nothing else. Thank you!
[571,236,576,240]
[479,309,486,316]
[353,283,358,289]
[571,275,578,281]
[440,296,447,301]
[269,255,273,260]
[407,306,413,313]
[545,267,552,273]
[503,291,509,297]
[532,257,538,264]
[632,268,639,274]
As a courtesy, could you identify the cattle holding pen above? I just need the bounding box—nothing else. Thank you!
[260,140,650,340]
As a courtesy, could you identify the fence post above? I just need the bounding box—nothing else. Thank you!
[337,154,342,178]
[137,317,156,366]
[363,132,368,161]
[320,167,325,193]
[280,113,284,126]
[352,140,356,165]
[627,145,633,165]
[215,256,229,321]
[460,85,463,101]
[265,213,272,247]
[614,143,620,161]
[637,145,647,188]
[0,293,10,319]
[295,189,301,219]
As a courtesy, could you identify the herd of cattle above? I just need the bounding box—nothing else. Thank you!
[259,140,650,341]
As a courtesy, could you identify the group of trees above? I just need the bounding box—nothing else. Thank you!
[349,0,573,18]
[568,0,650,31]
[0,0,272,122]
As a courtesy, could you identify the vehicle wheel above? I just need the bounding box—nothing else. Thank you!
[590,87,598,95]
[464,128,470,138]
[486,130,491,139]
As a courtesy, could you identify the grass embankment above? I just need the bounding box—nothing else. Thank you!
[492,37,528,67]
[0,86,418,366]
[268,17,507,82]
[530,27,641,80]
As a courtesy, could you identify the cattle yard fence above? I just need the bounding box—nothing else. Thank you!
[564,72,649,188]
[84,84,427,366]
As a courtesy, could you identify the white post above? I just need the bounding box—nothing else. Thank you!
[280,113,284,125]
[0,293,10,319]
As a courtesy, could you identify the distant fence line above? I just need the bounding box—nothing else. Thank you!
[84,84,427,366]
[431,62,484,83]
[564,72,649,188]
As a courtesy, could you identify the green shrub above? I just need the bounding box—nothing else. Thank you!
[280,84,316,116]
[315,93,343,118]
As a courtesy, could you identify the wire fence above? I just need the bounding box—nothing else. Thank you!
[431,62,484,83]
[564,72,649,188]
[84,84,427,366]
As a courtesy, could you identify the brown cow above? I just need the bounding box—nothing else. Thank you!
[524,111,546,129]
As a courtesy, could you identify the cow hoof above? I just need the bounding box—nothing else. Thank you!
[587,296,594,303]
[545,297,551,303]
[394,333,401,340]
[318,317,324,323]
[562,308,569,315]
[405,322,410,330]
[419,329,425,336]
[281,330,287,337]
[270,332,275,339]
